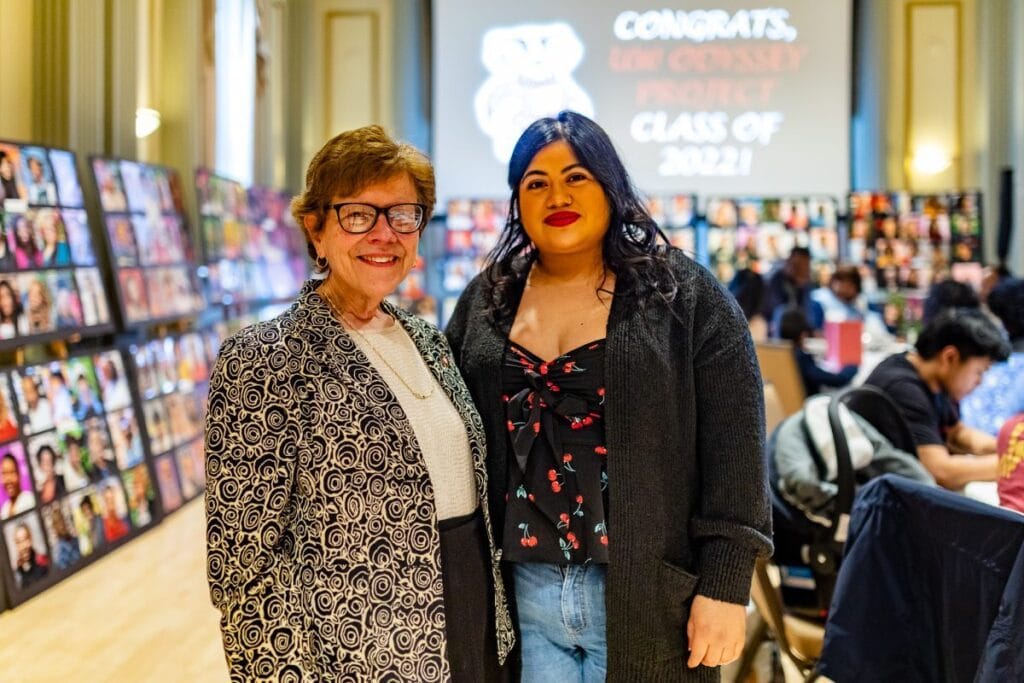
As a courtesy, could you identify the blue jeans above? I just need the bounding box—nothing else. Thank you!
[513,562,607,683]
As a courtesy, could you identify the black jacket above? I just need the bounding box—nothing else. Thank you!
[446,249,772,681]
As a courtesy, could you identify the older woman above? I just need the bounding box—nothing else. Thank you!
[205,125,512,682]
[447,112,772,681]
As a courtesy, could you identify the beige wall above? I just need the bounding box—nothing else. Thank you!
[885,0,977,193]
[0,0,36,142]
[298,0,395,177]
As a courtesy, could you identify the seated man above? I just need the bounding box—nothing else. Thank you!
[864,308,1011,489]
[810,264,892,343]
[811,264,864,322]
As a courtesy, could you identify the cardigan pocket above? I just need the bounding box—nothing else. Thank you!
[654,559,700,661]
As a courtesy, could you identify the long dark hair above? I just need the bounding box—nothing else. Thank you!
[483,111,676,324]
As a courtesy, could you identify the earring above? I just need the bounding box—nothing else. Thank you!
[315,255,328,271]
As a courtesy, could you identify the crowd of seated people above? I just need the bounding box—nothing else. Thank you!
[727,247,1023,509]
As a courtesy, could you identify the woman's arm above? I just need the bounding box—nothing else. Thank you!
[204,331,301,614]
[690,274,773,599]
[686,271,774,667]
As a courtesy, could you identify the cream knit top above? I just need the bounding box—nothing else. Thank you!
[347,320,478,521]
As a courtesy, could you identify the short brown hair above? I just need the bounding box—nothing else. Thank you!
[831,263,862,294]
[291,125,435,270]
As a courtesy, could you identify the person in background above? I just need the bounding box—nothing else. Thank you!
[728,267,768,342]
[960,278,1024,435]
[995,413,1024,513]
[864,308,1011,489]
[810,263,894,345]
[761,246,814,335]
[979,263,1013,305]
[921,279,980,325]
[779,308,858,397]
[810,263,864,322]
[447,111,771,680]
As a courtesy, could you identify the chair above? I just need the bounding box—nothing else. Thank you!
[763,382,787,436]
[840,384,916,454]
[748,557,825,682]
[817,475,1024,680]
[755,341,806,418]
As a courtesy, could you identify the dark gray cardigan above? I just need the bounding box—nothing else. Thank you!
[445,249,773,681]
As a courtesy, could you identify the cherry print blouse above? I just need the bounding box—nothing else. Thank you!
[501,339,609,564]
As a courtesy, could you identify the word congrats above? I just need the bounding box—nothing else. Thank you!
[613,8,798,42]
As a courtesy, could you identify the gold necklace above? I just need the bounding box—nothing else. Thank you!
[321,293,436,400]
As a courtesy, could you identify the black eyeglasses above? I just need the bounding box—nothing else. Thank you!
[330,202,427,234]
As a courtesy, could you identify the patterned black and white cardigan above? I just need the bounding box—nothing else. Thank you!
[205,280,514,682]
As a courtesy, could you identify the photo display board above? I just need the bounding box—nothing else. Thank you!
[439,199,509,324]
[0,349,156,607]
[247,185,309,301]
[90,157,204,327]
[128,327,224,516]
[0,141,115,348]
[645,193,698,254]
[847,191,984,291]
[197,169,309,307]
[704,196,839,284]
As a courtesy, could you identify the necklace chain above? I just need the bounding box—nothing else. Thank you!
[320,293,436,400]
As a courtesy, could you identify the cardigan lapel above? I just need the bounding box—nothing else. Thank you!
[288,279,375,386]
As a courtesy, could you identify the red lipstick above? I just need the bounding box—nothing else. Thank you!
[544,211,580,227]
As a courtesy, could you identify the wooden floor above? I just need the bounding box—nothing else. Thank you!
[0,498,229,682]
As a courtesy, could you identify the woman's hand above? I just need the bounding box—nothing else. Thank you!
[686,594,747,668]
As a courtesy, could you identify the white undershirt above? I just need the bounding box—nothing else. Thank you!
[347,321,478,521]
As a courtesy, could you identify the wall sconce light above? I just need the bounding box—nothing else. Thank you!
[135,107,162,138]
[911,144,952,175]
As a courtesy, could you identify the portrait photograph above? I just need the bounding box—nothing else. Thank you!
[48,149,83,208]
[1,441,36,519]
[3,512,50,590]
[155,453,182,514]
[20,146,58,206]
[91,159,127,213]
